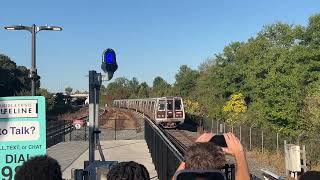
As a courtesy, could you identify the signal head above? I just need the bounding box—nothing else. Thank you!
[101,48,118,80]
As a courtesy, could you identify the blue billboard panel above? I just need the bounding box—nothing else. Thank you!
[0,96,46,179]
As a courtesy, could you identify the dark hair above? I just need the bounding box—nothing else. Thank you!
[107,161,150,180]
[15,155,62,180]
[299,171,320,180]
[185,142,226,170]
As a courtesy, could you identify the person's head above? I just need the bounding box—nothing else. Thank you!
[15,155,62,180]
[185,142,226,170]
[107,161,150,180]
[299,171,320,180]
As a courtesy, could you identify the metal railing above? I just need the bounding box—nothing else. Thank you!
[100,118,144,140]
[145,118,184,180]
[144,116,236,180]
[261,169,285,180]
[46,120,74,148]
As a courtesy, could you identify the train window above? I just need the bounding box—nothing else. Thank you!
[167,101,173,111]
[175,99,182,110]
[158,101,165,111]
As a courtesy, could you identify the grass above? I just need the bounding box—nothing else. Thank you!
[248,148,320,179]
[249,148,285,175]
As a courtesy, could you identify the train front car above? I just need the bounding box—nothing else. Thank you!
[155,97,185,128]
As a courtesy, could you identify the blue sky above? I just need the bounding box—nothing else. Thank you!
[0,0,319,92]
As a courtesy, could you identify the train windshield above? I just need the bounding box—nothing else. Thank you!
[167,101,173,111]
[175,99,182,110]
[158,101,165,111]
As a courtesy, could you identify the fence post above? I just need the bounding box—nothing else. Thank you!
[85,124,87,141]
[302,145,307,172]
[284,140,288,176]
[69,124,72,141]
[223,123,226,133]
[249,126,252,151]
[261,130,264,154]
[63,121,66,142]
[211,119,213,133]
[219,124,224,134]
[231,126,234,133]
[216,121,219,134]
[276,132,279,155]
[114,118,117,140]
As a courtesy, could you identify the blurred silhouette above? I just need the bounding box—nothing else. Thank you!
[15,155,62,180]
[107,161,150,180]
[173,133,250,180]
[185,142,226,170]
[299,171,320,180]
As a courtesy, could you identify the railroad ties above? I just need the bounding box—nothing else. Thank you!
[165,129,195,154]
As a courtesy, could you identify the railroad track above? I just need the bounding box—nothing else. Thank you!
[127,108,268,180]
[99,108,140,130]
[130,108,196,155]
[165,129,195,154]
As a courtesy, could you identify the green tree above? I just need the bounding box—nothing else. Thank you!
[151,76,171,97]
[137,82,150,98]
[65,86,73,95]
[99,85,107,106]
[37,88,55,113]
[190,14,320,135]
[128,77,140,98]
[174,65,199,97]
[0,54,32,96]
[304,14,320,46]
[106,77,130,100]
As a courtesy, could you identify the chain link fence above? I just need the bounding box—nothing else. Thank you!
[187,114,320,171]
[99,114,145,140]
[46,120,89,148]
[46,111,145,149]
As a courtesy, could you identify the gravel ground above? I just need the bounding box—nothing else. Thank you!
[66,109,146,141]
[99,109,145,140]
[246,152,281,179]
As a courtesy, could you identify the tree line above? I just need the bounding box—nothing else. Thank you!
[0,54,33,96]
[106,14,320,137]
[1,14,319,136]
[0,55,87,115]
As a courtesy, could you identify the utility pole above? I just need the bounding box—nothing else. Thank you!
[4,24,62,95]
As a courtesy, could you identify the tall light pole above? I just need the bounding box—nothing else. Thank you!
[4,24,62,96]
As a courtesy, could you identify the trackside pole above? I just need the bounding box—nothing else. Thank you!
[95,74,101,134]
[89,71,105,163]
[74,49,118,180]
[88,70,96,163]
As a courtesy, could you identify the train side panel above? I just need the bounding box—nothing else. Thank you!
[113,96,185,128]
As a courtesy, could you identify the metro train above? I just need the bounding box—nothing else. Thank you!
[113,97,185,128]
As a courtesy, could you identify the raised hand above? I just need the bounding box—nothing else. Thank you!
[222,133,250,180]
[195,133,215,143]
[222,132,244,156]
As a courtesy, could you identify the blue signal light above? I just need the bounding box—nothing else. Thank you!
[105,53,114,64]
[103,49,116,64]
[101,48,118,79]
